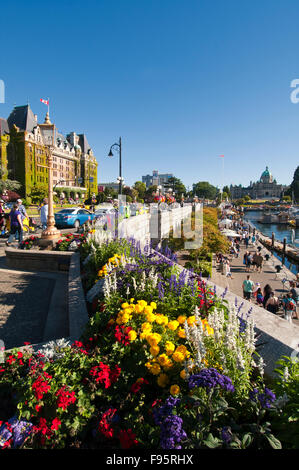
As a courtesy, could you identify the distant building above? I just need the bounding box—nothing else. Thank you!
[142,170,173,191]
[230,166,288,200]
[0,104,98,200]
[98,182,120,192]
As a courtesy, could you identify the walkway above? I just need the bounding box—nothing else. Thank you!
[0,238,69,350]
[211,240,299,325]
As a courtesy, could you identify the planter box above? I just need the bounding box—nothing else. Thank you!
[5,247,74,272]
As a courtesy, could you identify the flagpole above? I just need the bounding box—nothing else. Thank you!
[48,97,50,117]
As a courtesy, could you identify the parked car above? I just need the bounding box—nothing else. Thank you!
[54,208,94,229]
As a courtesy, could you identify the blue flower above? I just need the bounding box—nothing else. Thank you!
[188,368,235,393]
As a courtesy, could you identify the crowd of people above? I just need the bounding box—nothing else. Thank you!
[217,216,299,323]
[242,275,299,322]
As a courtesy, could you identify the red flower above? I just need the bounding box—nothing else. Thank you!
[6,355,16,365]
[130,378,149,393]
[35,404,42,412]
[119,429,138,449]
[98,408,117,439]
[51,418,61,431]
[32,376,51,400]
[56,386,76,410]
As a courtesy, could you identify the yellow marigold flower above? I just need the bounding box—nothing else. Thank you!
[155,314,164,325]
[141,322,152,332]
[157,373,169,388]
[140,330,152,340]
[165,341,175,355]
[172,351,185,363]
[180,370,187,380]
[150,302,157,310]
[170,384,180,396]
[177,327,186,339]
[146,312,156,323]
[163,359,173,370]
[121,313,131,324]
[168,320,179,331]
[175,345,190,358]
[130,298,135,303]
[123,308,133,316]
[138,300,147,308]
[144,305,153,315]
[157,354,170,366]
[121,302,129,309]
[116,316,124,325]
[177,315,186,324]
[187,316,196,326]
[150,345,160,356]
[147,333,162,347]
[150,363,161,375]
[134,304,143,314]
[128,330,137,342]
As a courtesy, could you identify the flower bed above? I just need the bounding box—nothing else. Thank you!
[55,233,87,252]
[0,237,298,449]
[19,236,39,250]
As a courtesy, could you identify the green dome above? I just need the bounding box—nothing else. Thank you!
[260,166,273,182]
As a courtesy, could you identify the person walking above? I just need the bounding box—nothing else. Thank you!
[242,275,254,301]
[5,204,23,247]
[262,284,273,309]
[243,251,249,271]
[40,198,48,231]
[265,291,280,314]
[290,281,299,320]
[17,198,28,221]
[0,200,5,234]
[256,287,264,306]
[282,293,296,323]
[224,259,233,279]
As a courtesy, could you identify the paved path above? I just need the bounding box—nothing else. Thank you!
[0,236,70,350]
[211,240,299,325]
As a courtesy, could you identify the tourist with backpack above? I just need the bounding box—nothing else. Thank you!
[282,293,296,323]
[290,281,299,319]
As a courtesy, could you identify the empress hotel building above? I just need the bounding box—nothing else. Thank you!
[0,104,98,200]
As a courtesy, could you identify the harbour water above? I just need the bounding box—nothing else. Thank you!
[244,210,299,275]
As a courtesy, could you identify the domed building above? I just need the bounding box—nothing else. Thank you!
[230,166,288,200]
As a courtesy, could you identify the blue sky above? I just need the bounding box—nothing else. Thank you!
[1,0,299,190]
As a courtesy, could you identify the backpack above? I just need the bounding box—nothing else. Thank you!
[286,301,295,311]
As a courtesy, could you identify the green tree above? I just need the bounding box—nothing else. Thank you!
[133,181,146,199]
[29,184,48,204]
[0,164,21,194]
[193,181,218,200]
[289,166,299,202]
[222,185,231,198]
[165,177,186,198]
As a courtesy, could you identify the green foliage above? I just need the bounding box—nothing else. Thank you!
[193,181,218,200]
[29,184,48,204]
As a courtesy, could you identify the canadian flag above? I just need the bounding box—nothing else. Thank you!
[40,98,49,105]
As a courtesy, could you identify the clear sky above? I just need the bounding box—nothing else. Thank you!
[1,0,299,190]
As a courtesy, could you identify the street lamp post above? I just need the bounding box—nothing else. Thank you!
[40,125,61,244]
[108,137,122,195]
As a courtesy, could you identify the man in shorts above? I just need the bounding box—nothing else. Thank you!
[243,275,254,301]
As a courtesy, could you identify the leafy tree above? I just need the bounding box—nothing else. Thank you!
[222,185,231,198]
[29,184,48,204]
[0,164,21,194]
[193,181,218,200]
[289,166,299,202]
[133,181,146,199]
[165,177,186,198]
